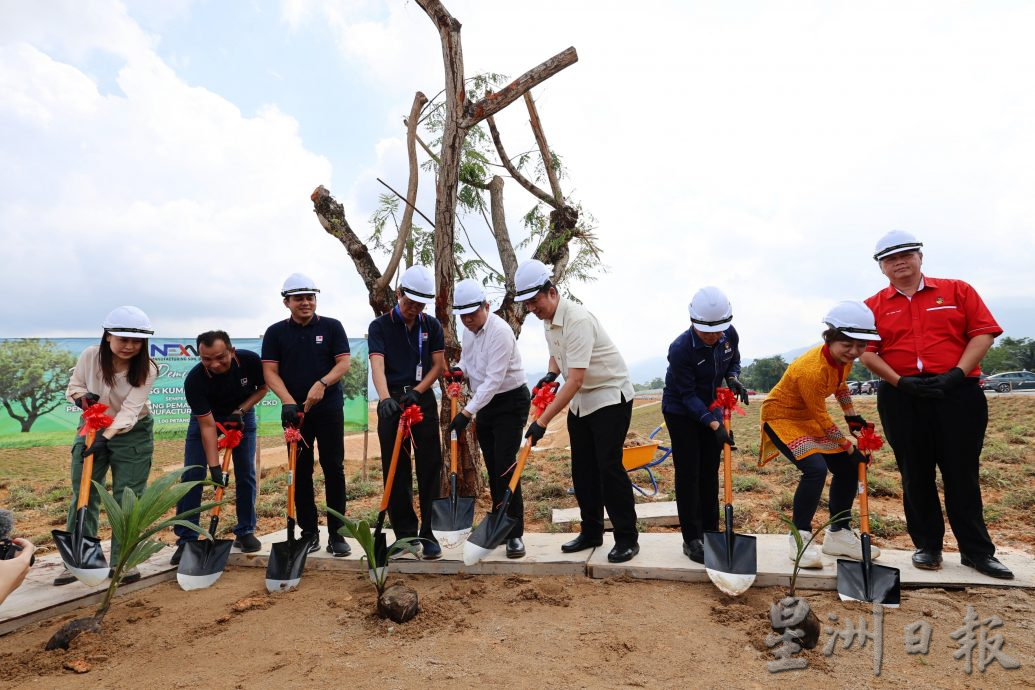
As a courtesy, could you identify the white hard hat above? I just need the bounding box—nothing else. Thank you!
[400,265,436,304]
[102,306,154,338]
[873,230,923,261]
[688,286,733,333]
[513,259,553,302]
[281,273,320,297]
[823,301,881,341]
[453,279,486,315]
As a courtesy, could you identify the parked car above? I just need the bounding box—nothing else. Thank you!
[981,371,1035,393]
[848,381,863,395]
[861,378,881,394]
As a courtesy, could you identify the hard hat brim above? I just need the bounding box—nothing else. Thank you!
[691,317,732,333]
[105,329,153,339]
[837,328,881,341]
[401,287,435,305]
[873,243,923,261]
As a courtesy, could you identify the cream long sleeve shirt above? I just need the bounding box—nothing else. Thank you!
[65,345,157,437]
[457,312,527,416]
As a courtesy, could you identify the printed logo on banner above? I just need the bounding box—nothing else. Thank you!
[150,343,199,357]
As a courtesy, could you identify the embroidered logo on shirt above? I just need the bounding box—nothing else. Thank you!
[316,335,324,344]
[935,297,944,305]
[240,378,248,386]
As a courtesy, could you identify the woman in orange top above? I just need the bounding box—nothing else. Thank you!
[760,301,879,568]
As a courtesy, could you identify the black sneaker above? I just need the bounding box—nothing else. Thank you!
[301,531,320,554]
[233,533,262,553]
[170,543,186,566]
[327,537,352,557]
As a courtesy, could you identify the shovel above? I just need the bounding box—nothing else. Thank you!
[430,375,475,549]
[266,428,308,593]
[704,389,757,596]
[463,382,557,566]
[177,426,240,591]
[371,404,423,581]
[837,424,901,607]
[52,405,114,587]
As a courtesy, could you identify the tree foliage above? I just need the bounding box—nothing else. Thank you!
[981,336,1035,374]
[0,339,77,432]
[740,355,789,392]
[340,354,368,402]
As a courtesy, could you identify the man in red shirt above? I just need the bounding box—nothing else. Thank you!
[861,230,1012,579]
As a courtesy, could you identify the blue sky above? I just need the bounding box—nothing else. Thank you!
[2,1,1033,380]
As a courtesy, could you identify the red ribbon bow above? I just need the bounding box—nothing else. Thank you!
[856,423,884,452]
[216,422,243,450]
[446,381,462,400]
[531,382,558,416]
[401,404,424,439]
[79,403,114,436]
[709,387,747,418]
[284,426,303,444]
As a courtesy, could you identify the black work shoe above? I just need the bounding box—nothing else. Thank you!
[422,540,442,560]
[961,554,1014,580]
[506,537,526,559]
[561,533,603,553]
[113,568,141,585]
[608,543,640,563]
[234,533,262,553]
[327,537,352,557]
[911,548,943,570]
[301,531,320,554]
[53,570,77,586]
[683,539,704,564]
[170,543,186,566]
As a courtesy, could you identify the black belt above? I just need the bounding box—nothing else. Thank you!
[389,385,423,396]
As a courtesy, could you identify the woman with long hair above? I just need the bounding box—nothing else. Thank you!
[54,306,158,586]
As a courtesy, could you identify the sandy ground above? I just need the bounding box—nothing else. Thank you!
[1,569,1032,689]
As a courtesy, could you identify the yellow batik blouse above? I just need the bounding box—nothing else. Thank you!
[759,344,857,465]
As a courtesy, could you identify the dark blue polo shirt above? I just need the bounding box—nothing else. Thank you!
[662,326,742,424]
[368,308,445,389]
[184,349,265,420]
[261,315,350,415]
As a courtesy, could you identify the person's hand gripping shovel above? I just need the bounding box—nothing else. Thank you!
[52,402,114,587]
[703,387,757,596]
[266,415,308,593]
[177,422,240,591]
[370,404,424,582]
[837,423,901,608]
[431,370,476,549]
[463,381,558,566]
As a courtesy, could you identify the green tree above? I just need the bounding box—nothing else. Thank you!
[0,339,77,432]
[981,336,1035,374]
[740,355,788,392]
[340,355,368,401]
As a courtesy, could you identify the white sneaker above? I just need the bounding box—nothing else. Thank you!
[789,531,823,569]
[821,528,881,560]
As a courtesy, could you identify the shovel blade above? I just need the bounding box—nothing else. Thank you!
[463,510,515,565]
[177,539,234,591]
[431,495,476,549]
[52,529,109,587]
[836,559,901,608]
[265,539,309,593]
[703,530,757,596]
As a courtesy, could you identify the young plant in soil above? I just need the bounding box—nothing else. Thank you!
[326,509,421,622]
[46,468,218,650]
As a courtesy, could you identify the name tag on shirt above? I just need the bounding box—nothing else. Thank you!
[316,335,324,343]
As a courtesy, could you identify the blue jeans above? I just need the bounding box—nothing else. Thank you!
[174,412,257,544]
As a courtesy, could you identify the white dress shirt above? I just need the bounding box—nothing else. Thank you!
[457,312,527,416]
[66,345,157,436]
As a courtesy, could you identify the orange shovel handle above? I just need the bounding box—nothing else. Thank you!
[857,455,870,535]
[721,414,733,505]
[449,395,459,475]
[379,421,406,513]
[286,441,297,521]
[77,430,97,510]
[210,445,234,520]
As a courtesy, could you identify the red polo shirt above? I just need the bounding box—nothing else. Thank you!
[864,276,1001,377]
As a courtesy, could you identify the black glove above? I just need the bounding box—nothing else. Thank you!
[920,367,966,393]
[844,415,867,434]
[535,372,559,390]
[228,410,244,427]
[377,398,402,419]
[448,412,471,435]
[209,465,227,487]
[400,390,420,408]
[897,376,945,399]
[714,425,735,449]
[75,393,100,411]
[524,420,546,446]
[448,366,464,381]
[726,377,749,406]
[82,434,109,459]
[280,403,302,428]
[847,446,869,466]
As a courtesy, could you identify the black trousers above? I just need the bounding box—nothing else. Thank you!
[295,410,346,538]
[877,379,995,558]
[663,412,720,544]
[791,453,857,533]
[476,385,531,539]
[567,398,637,545]
[377,388,442,541]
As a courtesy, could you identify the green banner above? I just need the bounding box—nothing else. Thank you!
[0,337,368,448]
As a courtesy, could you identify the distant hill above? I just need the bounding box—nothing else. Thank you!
[625,343,820,387]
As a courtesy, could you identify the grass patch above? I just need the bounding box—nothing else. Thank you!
[983,505,1005,524]
[982,440,1025,464]
[866,512,908,539]
[867,474,900,498]
[732,475,763,493]
[1003,488,1035,510]
[346,480,379,501]
[979,466,1009,489]
[770,491,794,512]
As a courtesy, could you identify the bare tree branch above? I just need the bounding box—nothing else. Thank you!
[524,92,564,206]
[460,46,578,128]
[375,177,436,229]
[486,114,556,207]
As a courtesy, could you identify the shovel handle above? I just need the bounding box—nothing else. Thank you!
[449,395,459,475]
[210,445,234,520]
[857,455,870,535]
[508,439,533,494]
[379,420,407,513]
[76,430,97,510]
[286,441,297,521]
[721,415,733,506]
